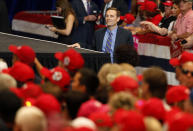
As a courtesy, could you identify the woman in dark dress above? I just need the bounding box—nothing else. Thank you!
[48,0,78,44]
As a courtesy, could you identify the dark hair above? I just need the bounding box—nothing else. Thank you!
[114,44,139,66]
[144,8,160,18]
[94,87,109,104]
[0,89,22,124]
[173,0,181,5]
[56,0,78,27]
[143,67,168,99]
[62,91,89,119]
[106,7,121,17]
[78,68,99,96]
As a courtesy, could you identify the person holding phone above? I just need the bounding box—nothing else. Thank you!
[48,0,78,44]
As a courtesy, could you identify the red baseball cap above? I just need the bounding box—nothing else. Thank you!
[137,0,146,5]
[141,1,157,12]
[168,112,193,131]
[89,112,113,127]
[74,127,95,131]
[164,107,181,123]
[113,109,145,131]
[55,48,84,71]
[35,94,61,116]
[163,0,173,6]
[77,99,103,118]
[3,62,35,82]
[9,45,35,65]
[110,75,139,92]
[169,51,193,67]
[166,85,190,104]
[40,66,70,90]
[10,82,43,99]
[120,13,135,24]
[141,98,166,120]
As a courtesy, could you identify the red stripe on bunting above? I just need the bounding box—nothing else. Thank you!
[136,33,171,46]
[13,11,53,25]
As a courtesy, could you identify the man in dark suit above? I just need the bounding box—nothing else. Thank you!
[71,0,99,48]
[100,0,129,24]
[69,7,133,62]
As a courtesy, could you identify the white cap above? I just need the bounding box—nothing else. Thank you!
[71,117,96,130]
[0,60,8,72]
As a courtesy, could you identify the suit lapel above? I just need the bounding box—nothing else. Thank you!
[98,28,107,51]
[80,0,88,15]
[114,27,120,48]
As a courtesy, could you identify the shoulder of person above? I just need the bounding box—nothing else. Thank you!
[95,27,107,33]
[118,27,132,34]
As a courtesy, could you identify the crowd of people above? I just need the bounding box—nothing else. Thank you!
[0,43,192,131]
[0,0,193,130]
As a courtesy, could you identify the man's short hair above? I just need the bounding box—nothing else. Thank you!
[143,67,168,99]
[78,68,99,96]
[114,44,139,66]
[106,7,121,17]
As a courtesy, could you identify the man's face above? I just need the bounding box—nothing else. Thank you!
[104,0,112,4]
[71,72,82,92]
[105,10,120,28]
[178,62,193,88]
[164,6,172,16]
[180,0,192,12]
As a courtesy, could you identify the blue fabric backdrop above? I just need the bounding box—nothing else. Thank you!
[5,0,131,24]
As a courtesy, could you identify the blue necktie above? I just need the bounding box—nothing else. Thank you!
[87,1,91,15]
[105,30,112,53]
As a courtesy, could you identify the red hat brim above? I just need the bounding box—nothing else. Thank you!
[169,58,180,67]
[9,45,18,55]
[163,2,173,6]
[54,52,63,61]
[40,67,51,79]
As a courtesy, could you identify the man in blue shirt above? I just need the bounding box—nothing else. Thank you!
[69,7,133,62]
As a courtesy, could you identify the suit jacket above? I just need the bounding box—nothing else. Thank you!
[71,0,99,48]
[92,27,133,51]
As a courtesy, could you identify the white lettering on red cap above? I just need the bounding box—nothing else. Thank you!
[63,57,70,66]
[52,71,62,81]
[17,46,22,50]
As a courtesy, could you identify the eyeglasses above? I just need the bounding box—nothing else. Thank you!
[180,67,193,77]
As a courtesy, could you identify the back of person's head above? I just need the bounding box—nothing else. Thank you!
[78,68,99,96]
[143,66,167,99]
[0,73,17,90]
[41,80,63,101]
[109,91,136,112]
[9,45,35,66]
[14,106,47,131]
[0,89,22,125]
[62,90,89,119]
[114,44,139,66]
[98,63,122,88]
